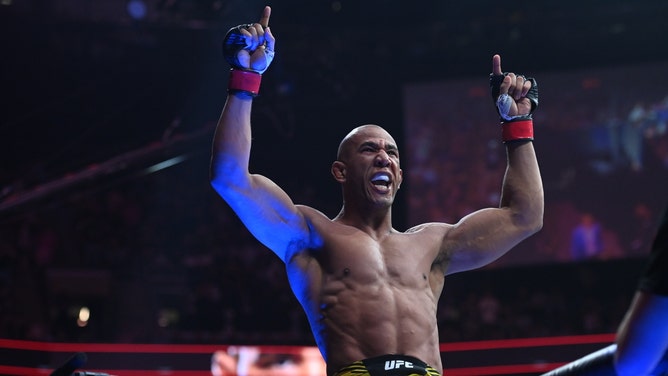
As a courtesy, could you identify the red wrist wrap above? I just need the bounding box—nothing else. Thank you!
[228,69,262,96]
[501,119,534,143]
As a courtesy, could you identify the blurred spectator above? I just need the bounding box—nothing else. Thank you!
[570,213,604,261]
[628,202,657,256]
[622,101,650,172]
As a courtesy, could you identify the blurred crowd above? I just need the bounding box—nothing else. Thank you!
[404,64,668,268]
[0,148,650,346]
[1,60,667,348]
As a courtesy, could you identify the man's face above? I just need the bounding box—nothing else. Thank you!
[212,346,326,376]
[339,125,403,206]
[246,349,326,376]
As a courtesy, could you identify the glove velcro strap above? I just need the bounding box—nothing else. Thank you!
[228,69,262,97]
[501,119,534,143]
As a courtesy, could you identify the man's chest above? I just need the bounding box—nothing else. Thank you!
[318,232,438,286]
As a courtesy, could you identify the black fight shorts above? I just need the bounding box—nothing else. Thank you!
[333,354,442,376]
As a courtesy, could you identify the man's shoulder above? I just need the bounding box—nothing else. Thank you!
[296,204,331,221]
[405,221,453,235]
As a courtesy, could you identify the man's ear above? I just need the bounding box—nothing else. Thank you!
[331,161,346,182]
[397,168,403,189]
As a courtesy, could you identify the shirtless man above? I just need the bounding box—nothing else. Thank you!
[210,6,544,376]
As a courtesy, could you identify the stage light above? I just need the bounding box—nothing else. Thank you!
[144,155,188,175]
[127,0,147,20]
[77,306,90,327]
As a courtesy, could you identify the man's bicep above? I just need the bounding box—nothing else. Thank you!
[218,173,312,262]
[444,207,524,274]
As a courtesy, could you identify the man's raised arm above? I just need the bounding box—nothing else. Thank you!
[209,6,311,262]
[445,54,544,274]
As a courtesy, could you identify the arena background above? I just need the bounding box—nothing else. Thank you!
[1,0,668,375]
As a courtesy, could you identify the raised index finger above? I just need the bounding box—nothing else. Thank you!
[492,54,502,76]
[259,6,271,28]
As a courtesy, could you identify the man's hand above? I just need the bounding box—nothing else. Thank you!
[490,54,538,121]
[236,6,275,73]
[222,6,276,74]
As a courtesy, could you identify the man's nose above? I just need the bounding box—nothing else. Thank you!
[374,152,391,167]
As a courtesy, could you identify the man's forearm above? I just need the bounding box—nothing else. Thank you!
[210,94,254,184]
[500,141,544,230]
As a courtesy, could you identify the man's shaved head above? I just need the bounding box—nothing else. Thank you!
[336,124,396,161]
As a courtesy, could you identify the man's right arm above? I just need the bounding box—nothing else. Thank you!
[209,7,312,262]
[210,93,312,263]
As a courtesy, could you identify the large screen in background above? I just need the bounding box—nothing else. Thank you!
[403,61,668,268]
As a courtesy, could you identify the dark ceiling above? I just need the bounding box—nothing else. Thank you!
[1,0,668,217]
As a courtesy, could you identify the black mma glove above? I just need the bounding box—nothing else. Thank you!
[490,72,539,142]
[222,23,274,74]
[222,23,275,96]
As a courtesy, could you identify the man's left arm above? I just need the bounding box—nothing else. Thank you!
[444,54,544,274]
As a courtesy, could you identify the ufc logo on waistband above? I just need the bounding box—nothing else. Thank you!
[384,359,414,370]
